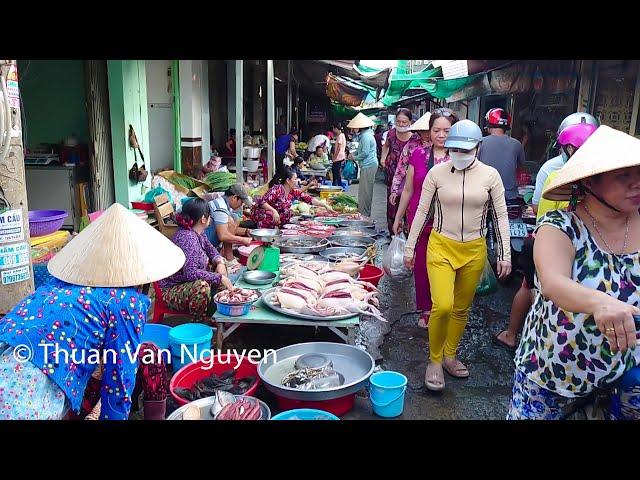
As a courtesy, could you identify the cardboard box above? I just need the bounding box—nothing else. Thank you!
[155,170,209,196]
[153,193,179,239]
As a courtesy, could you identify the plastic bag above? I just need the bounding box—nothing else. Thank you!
[144,186,173,205]
[476,259,498,296]
[382,233,413,279]
[343,159,358,181]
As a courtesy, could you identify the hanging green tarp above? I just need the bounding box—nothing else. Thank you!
[377,60,484,105]
[331,102,383,119]
[381,63,442,106]
[424,74,481,100]
[332,61,486,109]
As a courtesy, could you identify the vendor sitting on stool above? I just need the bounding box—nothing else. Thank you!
[205,184,255,268]
[250,167,333,228]
[0,203,185,420]
[159,198,235,324]
[308,145,329,168]
[291,157,318,192]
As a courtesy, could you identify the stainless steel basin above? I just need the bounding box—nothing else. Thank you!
[242,270,277,285]
[258,342,375,401]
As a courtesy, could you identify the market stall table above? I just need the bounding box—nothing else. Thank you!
[213,272,360,348]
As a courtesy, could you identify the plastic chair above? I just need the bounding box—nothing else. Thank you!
[151,282,194,324]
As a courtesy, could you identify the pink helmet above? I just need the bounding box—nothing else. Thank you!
[557,123,598,149]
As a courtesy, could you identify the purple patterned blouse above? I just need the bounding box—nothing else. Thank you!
[158,228,223,289]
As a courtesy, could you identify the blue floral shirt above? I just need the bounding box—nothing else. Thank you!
[0,278,150,420]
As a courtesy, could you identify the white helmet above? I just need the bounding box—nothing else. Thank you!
[444,120,483,151]
[557,112,600,136]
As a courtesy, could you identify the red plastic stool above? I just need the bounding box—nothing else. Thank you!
[151,282,194,324]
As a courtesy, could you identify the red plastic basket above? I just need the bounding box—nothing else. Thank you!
[169,355,260,406]
[131,201,154,212]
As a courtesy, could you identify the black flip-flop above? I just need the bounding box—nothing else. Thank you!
[492,331,517,352]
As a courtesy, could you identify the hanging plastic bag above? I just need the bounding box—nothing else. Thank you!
[382,233,412,279]
[476,259,498,296]
[343,159,358,182]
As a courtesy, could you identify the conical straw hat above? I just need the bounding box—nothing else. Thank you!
[347,112,375,129]
[410,112,431,131]
[543,125,640,201]
[48,203,186,287]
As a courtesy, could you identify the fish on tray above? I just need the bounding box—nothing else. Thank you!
[271,266,386,321]
[215,397,263,420]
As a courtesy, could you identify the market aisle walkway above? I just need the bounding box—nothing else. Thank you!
[160,173,519,420]
[341,175,518,419]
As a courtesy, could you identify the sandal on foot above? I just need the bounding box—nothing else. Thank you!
[492,330,517,352]
[442,358,470,379]
[424,362,445,392]
[418,311,430,329]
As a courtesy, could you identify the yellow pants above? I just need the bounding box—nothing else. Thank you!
[426,230,487,363]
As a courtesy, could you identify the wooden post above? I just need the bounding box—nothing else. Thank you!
[0,60,34,314]
[266,60,275,180]
[577,60,599,115]
[235,61,244,184]
[629,61,640,137]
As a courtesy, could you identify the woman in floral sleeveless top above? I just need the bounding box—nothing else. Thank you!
[509,126,640,420]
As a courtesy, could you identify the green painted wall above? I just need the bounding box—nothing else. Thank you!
[17,60,89,150]
[107,60,151,206]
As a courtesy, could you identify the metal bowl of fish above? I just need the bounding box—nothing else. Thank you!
[257,342,375,401]
[328,235,376,248]
[242,270,277,286]
[213,288,261,306]
[332,228,376,237]
[167,393,271,420]
[274,235,329,254]
[295,353,333,371]
[338,219,375,229]
[280,253,315,264]
[319,247,367,262]
[248,228,281,243]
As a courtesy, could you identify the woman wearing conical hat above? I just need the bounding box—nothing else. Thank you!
[508,126,640,420]
[0,204,185,420]
[347,112,379,217]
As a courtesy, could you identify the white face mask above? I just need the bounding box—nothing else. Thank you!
[395,125,411,133]
[449,150,476,170]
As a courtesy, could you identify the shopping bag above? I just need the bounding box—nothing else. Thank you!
[476,259,498,296]
[382,233,412,279]
[343,159,358,181]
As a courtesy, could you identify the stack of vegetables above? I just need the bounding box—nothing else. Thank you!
[329,193,359,213]
[169,172,201,191]
[291,202,313,216]
[203,172,237,192]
